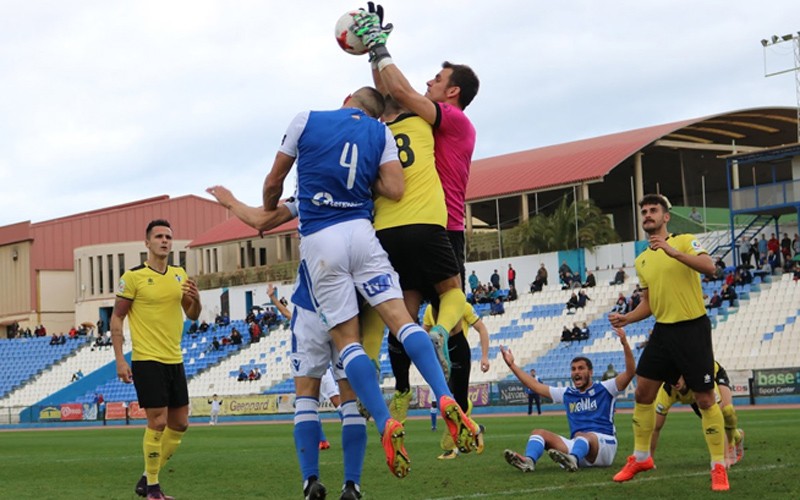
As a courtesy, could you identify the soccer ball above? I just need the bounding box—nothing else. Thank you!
[334,10,368,56]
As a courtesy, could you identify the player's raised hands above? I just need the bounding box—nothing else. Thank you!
[612,326,629,344]
[367,2,393,34]
[351,4,392,49]
[500,345,515,367]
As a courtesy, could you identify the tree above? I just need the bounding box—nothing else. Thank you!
[519,198,619,252]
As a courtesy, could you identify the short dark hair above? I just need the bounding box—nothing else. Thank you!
[442,61,480,109]
[639,194,671,212]
[571,356,593,370]
[146,219,171,238]
[352,86,385,118]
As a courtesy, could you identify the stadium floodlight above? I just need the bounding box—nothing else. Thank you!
[760,30,800,142]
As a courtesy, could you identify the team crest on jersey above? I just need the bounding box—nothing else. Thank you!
[147,278,155,285]
[363,274,394,297]
[588,388,595,396]
[175,275,182,283]
[292,358,301,372]
[117,278,126,293]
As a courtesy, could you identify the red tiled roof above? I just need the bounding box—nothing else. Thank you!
[188,214,298,248]
[466,117,698,201]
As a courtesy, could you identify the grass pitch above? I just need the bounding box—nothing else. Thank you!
[1,408,797,499]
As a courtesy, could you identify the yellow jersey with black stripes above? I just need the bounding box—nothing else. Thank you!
[373,113,447,230]
[117,263,188,364]
[635,233,707,324]
[423,301,479,337]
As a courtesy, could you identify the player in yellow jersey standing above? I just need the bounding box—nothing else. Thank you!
[609,195,729,491]
[111,219,201,500]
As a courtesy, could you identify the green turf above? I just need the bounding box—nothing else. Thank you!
[1,409,797,499]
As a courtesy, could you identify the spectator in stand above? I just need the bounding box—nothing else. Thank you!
[490,269,501,289]
[561,326,573,343]
[578,323,590,341]
[468,270,480,292]
[611,293,628,314]
[793,233,800,256]
[50,333,59,345]
[577,289,591,309]
[566,293,579,313]
[490,297,506,316]
[237,368,248,382]
[629,286,642,311]
[230,328,243,345]
[720,283,737,307]
[781,233,792,262]
[71,369,84,381]
[535,263,548,288]
[793,262,800,281]
[507,285,518,302]
[221,336,231,347]
[611,267,627,285]
[571,323,582,340]
[187,321,198,335]
[602,363,618,381]
[738,238,751,267]
[507,264,517,288]
[767,250,780,273]
[768,233,780,259]
[740,266,753,285]
[68,327,78,339]
[249,323,261,343]
[758,234,768,265]
[198,321,210,333]
[209,337,220,352]
[582,270,596,288]
[707,291,722,309]
[750,238,760,267]
[97,319,105,336]
[689,207,703,223]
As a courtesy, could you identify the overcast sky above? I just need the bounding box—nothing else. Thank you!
[2,1,799,226]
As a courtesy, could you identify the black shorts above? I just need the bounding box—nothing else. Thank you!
[132,360,189,409]
[447,230,466,289]
[377,224,460,302]
[715,362,730,388]
[636,315,715,393]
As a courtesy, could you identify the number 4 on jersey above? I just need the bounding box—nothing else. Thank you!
[340,142,358,189]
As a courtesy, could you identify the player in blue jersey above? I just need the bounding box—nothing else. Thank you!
[500,327,635,473]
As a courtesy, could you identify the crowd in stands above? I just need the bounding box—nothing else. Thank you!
[236,367,262,382]
[561,322,590,342]
[467,269,518,312]
[737,233,800,275]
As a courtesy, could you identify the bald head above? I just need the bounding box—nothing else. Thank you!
[348,86,385,118]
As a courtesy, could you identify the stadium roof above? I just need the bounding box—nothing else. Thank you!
[188,213,298,248]
[466,107,798,201]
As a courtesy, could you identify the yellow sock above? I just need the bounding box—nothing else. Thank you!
[721,404,739,445]
[435,289,467,333]
[143,427,163,485]
[700,403,726,464]
[360,306,386,362]
[160,427,185,467]
[632,402,655,456]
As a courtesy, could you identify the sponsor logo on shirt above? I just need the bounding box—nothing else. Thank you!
[568,397,598,413]
[311,191,363,208]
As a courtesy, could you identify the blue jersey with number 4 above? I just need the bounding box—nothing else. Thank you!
[549,379,619,437]
[279,108,396,236]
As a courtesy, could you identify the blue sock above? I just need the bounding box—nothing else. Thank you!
[525,434,546,463]
[340,342,390,434]
[340,400,366,486]
[430,408,437,429]
[396,324,451,400]
[572,436,590,462]
[319,425,328,443]
[293,397,321,481]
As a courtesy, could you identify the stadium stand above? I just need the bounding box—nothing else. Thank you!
[0,336,91,400]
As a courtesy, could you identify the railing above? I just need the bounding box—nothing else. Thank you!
[194,261,299,290]
[731,179,800,211]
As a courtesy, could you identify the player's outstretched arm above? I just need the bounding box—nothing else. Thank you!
[612,327,636,392]
[609,289,652,327]
[378,64,438,125]
[206,186,295,233]
[266,284,293,321]
[500,345,551,399]
[263,152,296,211]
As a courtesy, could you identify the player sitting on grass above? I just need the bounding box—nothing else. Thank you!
[500,327,634,473]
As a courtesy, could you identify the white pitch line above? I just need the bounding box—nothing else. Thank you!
[423,462,795,500]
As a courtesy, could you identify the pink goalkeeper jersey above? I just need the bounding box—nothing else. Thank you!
[434,102,476,231]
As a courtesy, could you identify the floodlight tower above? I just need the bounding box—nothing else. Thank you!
[761,32,800,142]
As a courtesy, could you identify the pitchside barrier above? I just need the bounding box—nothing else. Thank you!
[9,369,792,425]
